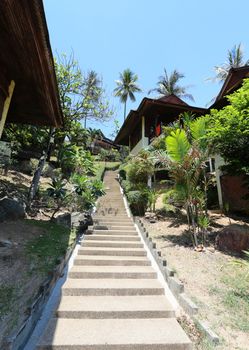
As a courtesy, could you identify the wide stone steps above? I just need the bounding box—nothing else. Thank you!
[78,247,147,256]
[56,296,175,319]
[37,171,192,350]
[74,255,151,266]
[85,234,140,241]
[37,318,192,350]
[82,240,144,248]
[69,265,157,279]
[62,279,165,296]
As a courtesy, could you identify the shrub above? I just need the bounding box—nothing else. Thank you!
[127,190,149,216]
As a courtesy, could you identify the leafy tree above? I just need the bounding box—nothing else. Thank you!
[207,78,249,173]
[55,53,113,143]
[114,68,142,120]
[210,44,249,83]
[149,68,194,102]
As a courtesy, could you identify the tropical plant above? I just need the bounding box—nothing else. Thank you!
[147,188,160,213]
[126,150,155,185]
[70,174,105,211]
[155,115,211,247]
[59,144,94,177]
[149,68,194,102]
[210,43,249,83]
[114,68,142,120]
[47,177,68,219]
[127,190,149,216]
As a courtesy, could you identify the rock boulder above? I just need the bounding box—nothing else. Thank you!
[216,224,249,254]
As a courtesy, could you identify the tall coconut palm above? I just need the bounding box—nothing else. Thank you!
[114,69,142,120]
[149,68,194,102]
[211,44,249,83]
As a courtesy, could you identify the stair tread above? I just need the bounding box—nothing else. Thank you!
[63,278,163,289]
[37,318,192,348]
[57,295,174,312]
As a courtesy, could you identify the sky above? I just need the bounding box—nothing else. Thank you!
[44,0,249,139]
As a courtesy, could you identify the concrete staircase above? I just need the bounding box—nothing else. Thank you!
[37,171,192,349]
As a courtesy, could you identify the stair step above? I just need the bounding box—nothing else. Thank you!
[92,228,137,234]
[84,234,140,241]
[74,256,151,266]
[82,241,144,248]
[78,247,146,256]
[62,279,164,296]
[56,295,175,318]
[93,217,132,222]
[93,224,134,229]
[37,318,192,349]
[92,229,137,234]
[69,266,157,279]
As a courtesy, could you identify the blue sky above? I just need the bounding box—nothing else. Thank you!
[44,0,249,138]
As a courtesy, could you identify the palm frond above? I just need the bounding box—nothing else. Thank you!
[166,129,191,162]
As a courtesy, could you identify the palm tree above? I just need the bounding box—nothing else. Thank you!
[114,69,142,120]
[211,44,249,83]
[149,68,194,102]
[83,70,102,128]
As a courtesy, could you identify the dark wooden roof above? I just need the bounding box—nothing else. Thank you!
[0,0,63,127]
[115,95,207,145]
[210,66,249,110]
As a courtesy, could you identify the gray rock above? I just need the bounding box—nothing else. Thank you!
[0,197,26,222]
[0,239,12,248]
[54,212,71,228]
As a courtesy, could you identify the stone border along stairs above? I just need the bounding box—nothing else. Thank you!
[37,171,192,349]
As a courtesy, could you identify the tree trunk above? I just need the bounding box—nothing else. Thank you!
[124,101,127,121]
[28,128,55,205]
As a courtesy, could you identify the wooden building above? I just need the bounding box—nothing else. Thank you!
[210,65,249,110]
[115,94,207,154]
[0,0,63,139]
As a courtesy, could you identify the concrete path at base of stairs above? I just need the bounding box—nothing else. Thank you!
[36,171,192,349]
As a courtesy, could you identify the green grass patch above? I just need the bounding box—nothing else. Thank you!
[94,161,120,181]
[220,266,249,332]
[25,220,76,276]
[0,285,15,318]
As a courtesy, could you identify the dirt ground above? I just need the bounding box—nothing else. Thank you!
[142,210,249,350]
[0,221,51,344]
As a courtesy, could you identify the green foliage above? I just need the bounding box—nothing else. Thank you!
[166,129,191,162]
[127,190,149,216]
[97,148,121,162]
[71,174,105,211]
[147,188,160,213]
[59,144,94,177]
[3,124,49,156]
[157,115,211,247]
[0,285,15,318]
[47,177,67,199]
[114,68,142,119]
[207,78,249,173]
[25,220,76,275]
[148,68,194,102]
[126,150,154,185]
[54,53,113,149]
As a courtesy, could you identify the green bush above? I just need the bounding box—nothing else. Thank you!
[127,190,149,216]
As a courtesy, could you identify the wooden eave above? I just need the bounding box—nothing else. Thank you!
[0,0,63,127]
[210,66,249,109]
[114,97,207,146]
